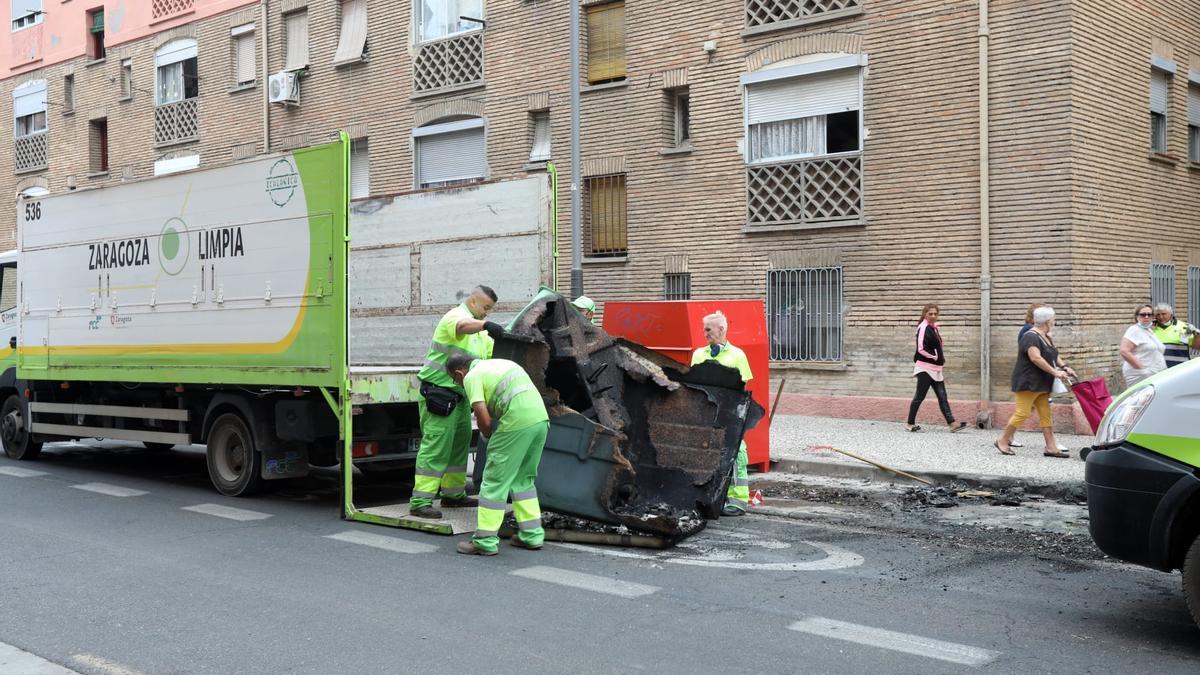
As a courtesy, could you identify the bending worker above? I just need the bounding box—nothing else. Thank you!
[445,353,549,556]
[410,285,505,519]
[572,295,596,324]
[691,310,754,516]
[1153,303,1197,368]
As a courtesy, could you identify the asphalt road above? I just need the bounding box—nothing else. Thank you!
[1,441,1198,674]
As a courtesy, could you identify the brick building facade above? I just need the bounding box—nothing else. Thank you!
[2,0,1198,428]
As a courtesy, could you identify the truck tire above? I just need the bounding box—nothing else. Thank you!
[1,394,42,460]
[206,413,263,497]
[1183,532,1200,629]
[143,442,176,451]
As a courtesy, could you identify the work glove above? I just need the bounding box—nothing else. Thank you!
[483,321,505,341]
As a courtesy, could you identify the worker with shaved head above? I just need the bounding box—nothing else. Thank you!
[691,310,754,516]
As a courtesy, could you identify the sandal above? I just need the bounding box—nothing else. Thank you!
[1043,450,1070,459]
[949,421,968,433]
[905,424,922,432]
[994,442,1015,456]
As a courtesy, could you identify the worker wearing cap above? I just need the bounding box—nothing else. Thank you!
[691,310,754,516]
[410,285,506,520]
[572,295,597,324]
[1153,303,1197,368]
[446,353,549,556]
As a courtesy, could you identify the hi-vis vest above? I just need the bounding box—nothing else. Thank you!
[417,304,494,392]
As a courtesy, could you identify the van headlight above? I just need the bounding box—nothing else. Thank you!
[1095,385,1155,447]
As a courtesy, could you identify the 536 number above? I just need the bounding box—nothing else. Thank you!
[24,202,41,221]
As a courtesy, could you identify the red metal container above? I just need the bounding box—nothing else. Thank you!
[603,300,770,472]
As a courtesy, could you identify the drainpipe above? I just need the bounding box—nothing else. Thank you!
[261,0,270,153]
[977,0,992,425]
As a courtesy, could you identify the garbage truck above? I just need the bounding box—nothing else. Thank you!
[0,134,556,497]
[1085,358,1200,628]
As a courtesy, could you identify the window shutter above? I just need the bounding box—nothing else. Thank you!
[417,126,486,185]
[1189,85,1200,127]
[746,68,860,125]
[587,2,625,83]
[155,38,197,67]
[529,111,551,161]
[334,0,368,63]
[285,12,309,70]
[1150,70,1170,114]
[13,79,47,118]
[235,33,256,85]
[351,139,370,199]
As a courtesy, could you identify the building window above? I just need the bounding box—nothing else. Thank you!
[413,117,486,188]
[418,0,483,42]
[89,118,109,174]
[120,58,133,99]
[767,266,843,362]
[1151,68,1171,154]
[0,259,16,314]
[745,0,862,31]
[350,138,370,199]
[231,23,256,87]
[1151,262,1176,308]
[529,110,551,163]
[155,39,199,146]
[587,2,625,85]
[11,0,42,30]
[743,57,865,227]
[667,88,690,149]
[152,0,194,20]
[1188,84,1200,164]
[63,74,75,113]
[87,8,105,60]
[284,10,309,71]
[13,79,48,173]
[334,0,368,64]
[664,273,691,300]
[585,174,627,257]
[1188,266,1200,328]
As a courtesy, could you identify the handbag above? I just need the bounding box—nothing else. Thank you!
[420,380,462,416]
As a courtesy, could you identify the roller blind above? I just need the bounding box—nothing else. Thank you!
[333,0,368,63]
[12,79,46,118]
[351,139,370,199]
[1189,85,1200,126]
[285,11,309,70]
[416,126,486,186]
[234,31,256,85]
[746,68,860,125]
[587,2,625,84]
[1151,70,1170,114]
[529,111,551,161]
[155,38,197,67]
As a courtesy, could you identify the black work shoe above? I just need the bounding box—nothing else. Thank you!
[456,541,497,556]
[510,537,543,550]
[722,505,746,517]
[410,505,443,519]
[439,496,479,508]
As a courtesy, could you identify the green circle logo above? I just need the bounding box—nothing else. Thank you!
[159,217,190,276]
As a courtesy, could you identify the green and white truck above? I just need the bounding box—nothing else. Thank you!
[0,135,555,510]
[1086,358,1200,628]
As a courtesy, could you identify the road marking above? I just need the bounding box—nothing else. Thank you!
[325,530,438,554]
[71,483,148,498]
[71,654,144,675]
[0,466,47,478]
[0,639,79,674]
[510,565,659,599]
[551,540,864,571]
[788,617,1000,666]
[181,503,273,521]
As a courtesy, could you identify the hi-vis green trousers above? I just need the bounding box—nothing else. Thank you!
[410,394,471,510]
[471,421,549,553]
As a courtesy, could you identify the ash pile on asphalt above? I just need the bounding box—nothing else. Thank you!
[900,481,1029,509]
[503,509,705,541]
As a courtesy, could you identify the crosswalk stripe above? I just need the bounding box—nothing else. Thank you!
[510,565,659,599]
[0,639,79,674]
[0,466,48,478]
[181,503,273,521]
[71,483,148,498]
[325,530,438,554]
[788,617,1001,666]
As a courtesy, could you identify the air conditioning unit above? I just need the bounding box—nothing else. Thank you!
[268,71,299,105]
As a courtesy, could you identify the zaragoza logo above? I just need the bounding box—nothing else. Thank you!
[159,217,190,276]
[266,158,299,207]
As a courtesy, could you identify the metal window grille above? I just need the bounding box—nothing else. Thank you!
[1151,263,1176,307]
[585,174,627,257]
[663,273,691,300]
[154,97,198,146]
[767,266,843,362]
[746,153,863,227]
[1189,266,1200,328]
[413,31,483,93]
[745,0,861,28]
[152,0,194,20]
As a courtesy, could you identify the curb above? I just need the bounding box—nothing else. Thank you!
[767,457,1085,501]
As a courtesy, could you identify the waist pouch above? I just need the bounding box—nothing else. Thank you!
[420,380,462,417]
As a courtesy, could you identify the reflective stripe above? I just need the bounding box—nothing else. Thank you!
[727,498,748,508]
[415,467,444,478]
[734,478,750,487]
[429,341,478,359]
[489,367,535,417]
[516,518,542,531]
[512,489,538,501]
[475,529,499,538]
[445,465,468,474]
[411,490,437,499]
[422,358,448,374]
[478,498,508,511]
[495,384,534,414]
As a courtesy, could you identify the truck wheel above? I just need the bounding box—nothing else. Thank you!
[143,442,175,451]
[206,413,263,497]
[1183,532,1200,629]
[1,394,42,461]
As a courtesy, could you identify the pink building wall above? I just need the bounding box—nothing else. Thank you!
[3,0,258,79]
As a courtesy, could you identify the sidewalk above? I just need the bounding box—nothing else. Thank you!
[766,414,1090,494]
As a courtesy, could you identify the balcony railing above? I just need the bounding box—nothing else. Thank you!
[14,132,48,173]
[152,0,194,20]
[745,0,862,29]
[746,152,863,228]
[413,31,484,94]
[155,98,198,147]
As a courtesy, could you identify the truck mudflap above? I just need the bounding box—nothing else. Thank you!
[492,290,764,540]
[1086,442,1200,571]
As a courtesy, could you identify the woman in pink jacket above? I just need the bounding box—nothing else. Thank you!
[906,304,968,433]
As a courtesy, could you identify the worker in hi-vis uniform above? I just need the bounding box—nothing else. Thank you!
[445,354,549,556]
[572,295,597,324]
[691,310,754,516]
[410,285,505,519]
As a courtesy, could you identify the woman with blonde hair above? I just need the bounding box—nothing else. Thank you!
[905,304,968,432]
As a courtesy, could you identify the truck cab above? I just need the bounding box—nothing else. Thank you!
[1085,359,1200,628]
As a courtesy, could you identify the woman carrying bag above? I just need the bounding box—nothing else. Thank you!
[905,304,968,433]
